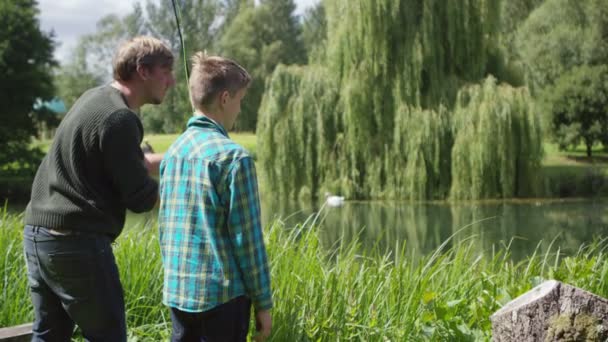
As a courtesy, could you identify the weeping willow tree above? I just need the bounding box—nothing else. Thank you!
[258,64,340,201]
[258,0,543,201]
[450,77,542,199]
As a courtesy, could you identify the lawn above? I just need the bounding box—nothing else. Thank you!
[32,131,257,156]
[144,131,257,156]
[541,142,608,197]
[542,142,608,167]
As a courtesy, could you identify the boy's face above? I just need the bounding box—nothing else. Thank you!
[221,88,247,130]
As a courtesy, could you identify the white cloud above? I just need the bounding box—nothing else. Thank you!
[38,0,319,65]
[39,0,134,63]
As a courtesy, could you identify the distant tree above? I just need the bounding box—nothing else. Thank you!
[547,65,608,157]
[74,3,148,80]
[301,1,326,62]
[144,0,220,133]
[219,0,305,131]
[55,39,104,109]
[217,0,249,34]
[516,0,608,90]
[501,0,545,41]
[0,0,56,173]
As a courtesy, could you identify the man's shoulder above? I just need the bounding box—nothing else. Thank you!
[67,85,132,121]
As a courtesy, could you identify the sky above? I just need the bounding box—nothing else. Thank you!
[38,0,319,65]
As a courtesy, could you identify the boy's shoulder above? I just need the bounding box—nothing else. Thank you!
[167,128,251,163]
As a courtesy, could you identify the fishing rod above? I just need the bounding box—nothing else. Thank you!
[170,0,193,111]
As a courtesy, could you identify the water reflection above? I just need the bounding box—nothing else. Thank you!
[261,197,608,261]
[82,196,608,261]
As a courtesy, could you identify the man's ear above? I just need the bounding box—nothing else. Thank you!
[136,64,150,80]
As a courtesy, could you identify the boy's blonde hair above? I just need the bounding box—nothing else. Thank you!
[189,52,251,111]
[113,36,174,81]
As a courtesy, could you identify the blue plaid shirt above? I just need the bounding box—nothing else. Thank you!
[158,115,272,312]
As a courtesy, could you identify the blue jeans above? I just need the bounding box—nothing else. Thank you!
[23,225,126,342]
[170,296,252,342]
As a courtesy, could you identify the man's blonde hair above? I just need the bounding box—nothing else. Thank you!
[189,52,251,110]
[113,36,174,81]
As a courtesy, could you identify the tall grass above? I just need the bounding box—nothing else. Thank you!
[1,208,607,341]
[0,209,30,325]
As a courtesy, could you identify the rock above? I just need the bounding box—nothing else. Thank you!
[491,280,608,341]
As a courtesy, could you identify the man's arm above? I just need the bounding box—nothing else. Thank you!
[101,111,158,213]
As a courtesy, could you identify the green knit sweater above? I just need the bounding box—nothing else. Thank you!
[25,85,158,238]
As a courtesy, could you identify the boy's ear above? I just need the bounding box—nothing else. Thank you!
[219,90,230,106]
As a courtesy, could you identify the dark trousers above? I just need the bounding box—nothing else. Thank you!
[170,296,252,342]
[23,225,126,342]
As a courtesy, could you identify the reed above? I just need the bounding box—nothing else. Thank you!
[1,210,607,341]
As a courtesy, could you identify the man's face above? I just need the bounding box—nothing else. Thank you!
[222,88,247,130]
[143,65,175,105]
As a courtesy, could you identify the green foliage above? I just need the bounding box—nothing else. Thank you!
[55,40,105,109]
[300,1,326,62]
[219,0,305,131]
[546,65,608,157]
[0,0,55,171]
[217,0,249,32]
[516,0,608,90]
[258,0,543,200]
[54,4,147,115]
[500,0,546,37]
[388,105,452,200]
[259,65,309,200]
[451,77,543,199]
[52,0,221,134]
[141,0,221,133]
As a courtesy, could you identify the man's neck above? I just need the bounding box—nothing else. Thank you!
[111,80,144,111]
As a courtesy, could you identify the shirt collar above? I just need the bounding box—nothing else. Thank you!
[187,114,229,138]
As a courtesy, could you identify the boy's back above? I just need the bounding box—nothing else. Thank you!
[159,115,272,312]
[159,52,271,342]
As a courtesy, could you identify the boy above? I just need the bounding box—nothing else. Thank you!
[23,36,174,341]
[158,52,272,342]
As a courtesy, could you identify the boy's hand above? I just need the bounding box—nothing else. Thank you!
[253,309,272,341]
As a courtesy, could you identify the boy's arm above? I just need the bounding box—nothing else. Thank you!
[226,156,273,312]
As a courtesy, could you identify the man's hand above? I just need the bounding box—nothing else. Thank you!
[253,309,272,342]
[143,153,163,176]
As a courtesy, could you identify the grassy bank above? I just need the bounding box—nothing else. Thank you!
[542,143,608,197]
[143,132,257,158]
[2,209,607,340]
[30,132,257,158]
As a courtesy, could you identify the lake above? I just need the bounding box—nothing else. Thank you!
[253,197,608,261]
[8,198,608,261]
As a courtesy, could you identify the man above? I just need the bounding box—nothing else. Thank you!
[23,36,174,341]
[158,52,272,342]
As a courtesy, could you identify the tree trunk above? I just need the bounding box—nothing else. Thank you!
[491,280,608,341]
[587,142,592,158]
